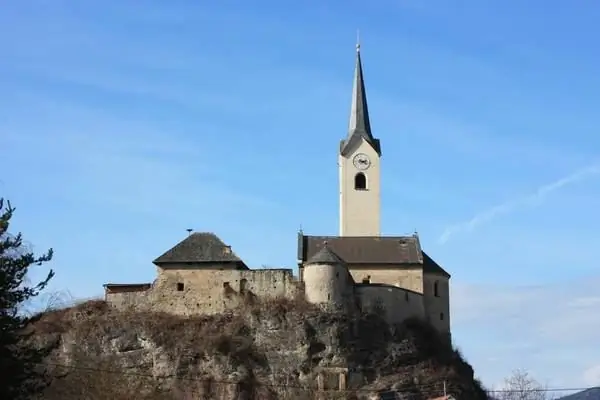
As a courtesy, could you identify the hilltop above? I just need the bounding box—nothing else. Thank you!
[26,298,487,400]
[558,388,600,400]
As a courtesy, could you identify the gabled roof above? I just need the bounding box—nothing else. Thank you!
[299,235,423,265]
[306,244,345,265]
[298,233,451,277]
[153,232,245,266]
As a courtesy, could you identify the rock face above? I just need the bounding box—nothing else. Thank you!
[28,299,487,400]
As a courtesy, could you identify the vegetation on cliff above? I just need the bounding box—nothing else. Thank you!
[27,296,487,400]
[0,199,54,399]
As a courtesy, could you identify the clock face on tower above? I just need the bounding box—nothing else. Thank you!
[353,153,371,170]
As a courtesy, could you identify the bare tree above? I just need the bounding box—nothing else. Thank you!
[494,369,549,400]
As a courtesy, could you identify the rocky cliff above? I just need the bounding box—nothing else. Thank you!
[27,298,487,400]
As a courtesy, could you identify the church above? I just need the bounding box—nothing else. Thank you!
[103,44,451,334]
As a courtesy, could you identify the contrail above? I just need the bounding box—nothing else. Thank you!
[438,163,600,245]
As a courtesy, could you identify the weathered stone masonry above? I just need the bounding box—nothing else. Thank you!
[104,231,451,334]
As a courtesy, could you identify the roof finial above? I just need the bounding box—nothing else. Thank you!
[356,29,360,52]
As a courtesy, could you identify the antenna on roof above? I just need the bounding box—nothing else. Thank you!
[186,228,193,236]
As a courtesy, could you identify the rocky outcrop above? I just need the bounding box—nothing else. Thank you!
[27,299,487,400]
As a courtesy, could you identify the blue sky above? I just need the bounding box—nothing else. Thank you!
[2,0,600,391]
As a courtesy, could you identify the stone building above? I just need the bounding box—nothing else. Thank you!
[104,43,451,334]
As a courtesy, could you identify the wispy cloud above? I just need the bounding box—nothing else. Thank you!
[3,113,281,220]
[452,275,600,387]
[438,163,600,244]
[583,365,600,386]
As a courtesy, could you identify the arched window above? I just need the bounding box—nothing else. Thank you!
[433,281,440,297]
[354,172,367,190]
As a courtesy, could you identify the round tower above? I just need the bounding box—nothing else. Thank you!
[302,243,350,309]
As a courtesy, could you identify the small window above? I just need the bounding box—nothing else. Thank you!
[240,278,248,292]
[336,272,340,278]
[223,282,230,289]
[434,281,440,297]
[354,172,367,190]
[177,282,184,291]
[440,312,444,320]
[362,275,371,284]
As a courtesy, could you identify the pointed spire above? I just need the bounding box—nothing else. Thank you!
[349,38,371,136]
[340,38,381,157]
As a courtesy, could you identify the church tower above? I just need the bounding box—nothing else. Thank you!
[339,43,382,237]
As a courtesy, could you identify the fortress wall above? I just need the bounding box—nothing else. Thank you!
[143,268,301,316]
[104,284,152,311]
[356,284,424,325]
[105,290,150,310]
[423,274,451,333]
[303,263,355,310]
[346,266,424,293]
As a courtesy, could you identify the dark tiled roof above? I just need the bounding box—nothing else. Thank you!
[298,234,451,277]
[299,235,422,265]
[422,251,451,277]
[306,245,345,265]
[153,232,245,265]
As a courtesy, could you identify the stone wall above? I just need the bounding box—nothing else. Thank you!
[104,284,151,310]
[105,289,150,310]
[355,283,424,325]
[302,262,355,311]
[105,268,302,316]
[103,265,446,332]
[347,265,423,293]
[423,273,451,332]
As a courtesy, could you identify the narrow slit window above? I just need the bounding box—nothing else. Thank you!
[177,282,184,291]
